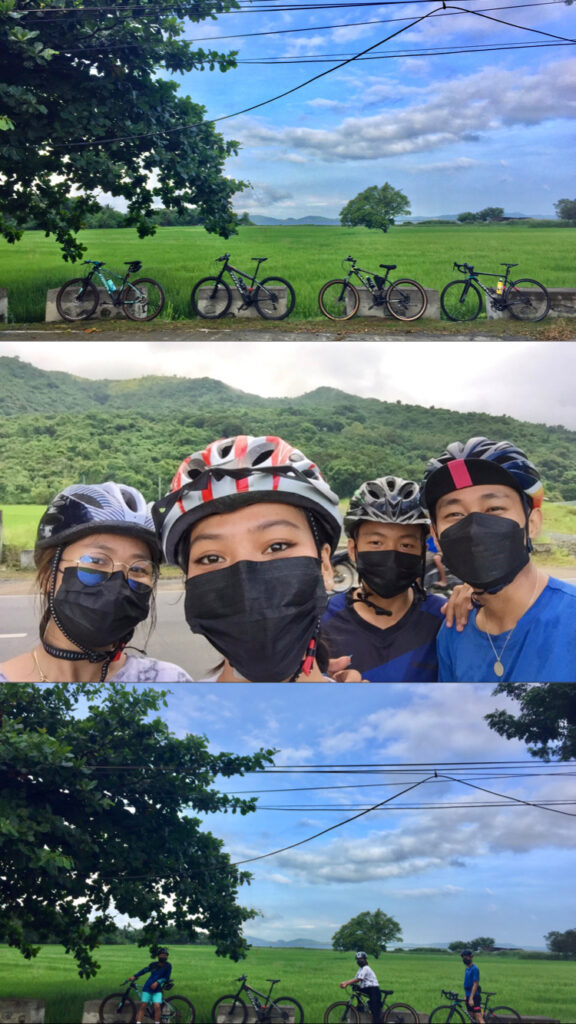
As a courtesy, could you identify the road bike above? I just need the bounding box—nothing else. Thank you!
[440,261,550,322]
[211,973,304,1023]
[428,988,521,1023]
[324,983,418,1023]
[191,254,296,320]
[318,257,427,322]
[56,259,165,322]
[98,979,195,1024]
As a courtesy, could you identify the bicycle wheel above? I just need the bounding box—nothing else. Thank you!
[486,1006,521,1022]
[191,277,232,319]
[318,279,359,320]
[98,992,136,1023]
[254,276,296,319]
[505,278,550,321]
[164,995,196,1023]
[211,994,248,1024]
[440,280,482,321]
[428,1005,465,1024]
[56,278,99,321]
[266,996,304,1023]
[383,1002,419,1023]
[323,1001,360,1024]
[121,278,165,321]
[385,279,427,321]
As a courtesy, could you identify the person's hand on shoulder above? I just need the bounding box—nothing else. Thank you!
[441,583,475,631]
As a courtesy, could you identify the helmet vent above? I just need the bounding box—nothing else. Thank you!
[253,447,276,466]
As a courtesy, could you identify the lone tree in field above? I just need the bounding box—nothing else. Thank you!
[0,683,275,977]
[485,682,576,760]
[554,198,576,222]
[340,184,411,233]
[0,0,245,260]
[332,910,402,958]
[545,928,576,958]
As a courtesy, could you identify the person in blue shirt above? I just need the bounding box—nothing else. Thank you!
[422,436,576,682]
[461,949,485,1023]
[130,947,172,1024]
[322,476,446,680]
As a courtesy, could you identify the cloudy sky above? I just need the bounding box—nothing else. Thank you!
[171,0,576,219]
[127,682,576,948]
[3,338,576,429]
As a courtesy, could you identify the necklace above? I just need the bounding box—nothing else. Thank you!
[483,571,543,678]
[32,648,49,682]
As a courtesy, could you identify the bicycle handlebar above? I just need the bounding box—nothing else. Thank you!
[344,256,356,263]
[441,990,460,1000]
[216,254,230,262]
[453,262,473,274]
[236,974,248,982]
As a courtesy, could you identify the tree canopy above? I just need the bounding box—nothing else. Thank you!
[340,184,410,233]
[485,683,576,760]
[0,0,245,260]
[331,909,402,959]
[456,208,504,223]
[554,198,576,222]
[0,683,275,976]
[545,928,576,957]
[448,937,495,952]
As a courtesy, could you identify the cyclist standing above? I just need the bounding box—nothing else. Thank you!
[130,947,172,1024]
[339,951,383,1023]
[461,949,485,1024]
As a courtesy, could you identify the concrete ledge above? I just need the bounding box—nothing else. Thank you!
[487,287,576,320]
[81,1000,101,1024]
[0,288,7,323]
[0,1001,45,1023]
[194,285,291,319]
[45,287,127,322]
[215,1004,297,1023]
[354,287,439,319]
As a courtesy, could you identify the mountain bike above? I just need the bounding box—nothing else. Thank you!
[98,979,195,1024]
[191,254,296,320]
[56,259,165,322]
[440,261,550,322]
[324,983,418,1023]
[428,988,521,1023]
[318,256,427,322]
[211,974,304,1023]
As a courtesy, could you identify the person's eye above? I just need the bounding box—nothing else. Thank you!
[79,553,109,566]
[196,553,224,565]
[265,541,293,554]
[486,505,505,513]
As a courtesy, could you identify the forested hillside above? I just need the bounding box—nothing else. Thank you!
[1,357,574,503]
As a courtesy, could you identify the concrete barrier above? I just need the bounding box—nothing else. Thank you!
[193,285,291,319]
[215,1005,297,1023]
[353,288,440,320]
[81,1000,103,1023]
[45,287,127,322]
[0,1001,45,1023]
[0,288,7,323]
[487,287,576,319]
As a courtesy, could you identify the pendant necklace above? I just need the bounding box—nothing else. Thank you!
[484,572,542,678]
[32,648,49,682]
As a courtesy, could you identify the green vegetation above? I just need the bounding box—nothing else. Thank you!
[332,909,402,957]
[1,944,574,1024]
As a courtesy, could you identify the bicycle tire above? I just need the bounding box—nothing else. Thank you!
[121,278,165,321]
[191,277,232,319]
[505,278,550,321]
[318,279,359,320]
[428,1005,465,1024]
[440,280,483,321]
[164,995,196,1023]
[254,276,296,319]
[486,1006,521,1022]
[211,994,248,1024]
[267,995,304,1023]
[56,278,99,321]
[98,992,136,1023]
[323,1000,360,1024]
[383,1001,419,1023]
[385,278,427,321]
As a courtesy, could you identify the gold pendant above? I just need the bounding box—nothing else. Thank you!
[494,660,504,677]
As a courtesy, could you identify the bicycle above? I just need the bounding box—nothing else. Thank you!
[98,978,195,1024]
[191,254,296,320]
[428,988,521,1023]
[440,261,550,322]
[211,973,304,1023]
[324,983,418,1023]
[56,259,165,322]
[318,257,427,322]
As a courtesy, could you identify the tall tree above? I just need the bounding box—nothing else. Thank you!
[0,0,245,260]
[485,683,576,760]
[332,909,402,958]
[340,184,410,233]
[545,929,576,957]
[554,199,576,221]
[0,683,275,976]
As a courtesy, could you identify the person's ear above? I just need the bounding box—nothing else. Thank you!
[528,506,542,541]
[347,536,356,563]
[320,543,334,591]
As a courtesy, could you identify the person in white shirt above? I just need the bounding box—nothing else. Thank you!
[339,951,382,1023]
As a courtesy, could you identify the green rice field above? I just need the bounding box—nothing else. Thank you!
[0,223,573,323]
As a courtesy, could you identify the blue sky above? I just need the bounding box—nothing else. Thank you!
[172,0,576,219]
[141,682,576,949]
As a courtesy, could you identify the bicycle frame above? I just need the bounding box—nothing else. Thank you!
[344,257,390,300]
[82,259,140,303]
[215,255,266,297]
[233,975,278,1011]
[452,262,516,305]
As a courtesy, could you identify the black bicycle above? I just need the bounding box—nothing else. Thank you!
[428,988,521,1023]
[440,261,550,322]
[324,984,418,1023]
[318,257,427,322]
[211,974,304,1023]
[191,254,296,320]
[56,259,165,322]
[98,979,195,1023]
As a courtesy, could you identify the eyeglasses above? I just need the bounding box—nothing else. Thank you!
[61,552,159,591]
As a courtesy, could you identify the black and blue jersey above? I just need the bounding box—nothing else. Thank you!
[134,960,172,993]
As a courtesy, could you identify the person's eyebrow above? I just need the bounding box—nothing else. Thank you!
[81,540,150,559]
[189,519,304,551]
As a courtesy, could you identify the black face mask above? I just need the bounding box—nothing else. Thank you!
[51,567,152,648]
[439,512,530,593]
[184,556,328,682]
[355,548,423,599]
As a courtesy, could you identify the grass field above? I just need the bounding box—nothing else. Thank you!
[2,944,573,1024]
[0,223,574,323]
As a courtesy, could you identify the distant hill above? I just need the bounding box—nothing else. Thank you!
[249,215,340,227]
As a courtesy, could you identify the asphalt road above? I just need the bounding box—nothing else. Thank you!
[0,326,554,343]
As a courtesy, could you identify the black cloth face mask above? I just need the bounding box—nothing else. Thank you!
[51,567,152,648]
[355,548,423,599]
[438,512,530,593]
[184,556,328,682]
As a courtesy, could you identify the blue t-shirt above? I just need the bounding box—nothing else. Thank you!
[438,577,576,682]
[464,963,480,997]
[135,960,172,993]
[322,589,446,681]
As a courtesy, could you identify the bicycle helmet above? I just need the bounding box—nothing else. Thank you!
[355,951,368,963]
[460,949,473,957]
[422,437,544,519]
[344,476,430,537]
[154,435,343,568]
[35,482,161,560]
